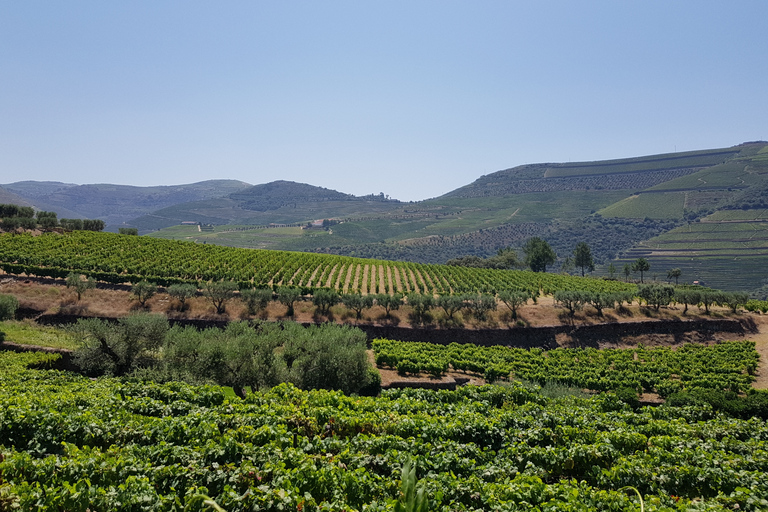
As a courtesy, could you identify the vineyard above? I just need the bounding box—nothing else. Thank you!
[0,231,635,296]
[373,339,759,395]
[1,350,768,511]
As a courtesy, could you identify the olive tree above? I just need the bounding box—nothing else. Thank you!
[71,313,169,376]
[131,280,156,307]
[65,272,96,301]
[203,280,238,315]
[167,283,197,311]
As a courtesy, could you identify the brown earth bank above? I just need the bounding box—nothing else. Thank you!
[3,276,768,390]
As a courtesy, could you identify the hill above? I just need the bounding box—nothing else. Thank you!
[5,142,768,295]
[129,180,404,232]
[1,179,253,229]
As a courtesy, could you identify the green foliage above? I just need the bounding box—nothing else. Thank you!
[341,292,374,319]
[435,294,463,320]
[202,280,238,315]
[394,458,431,512]
[631,257,650,283]
[1,346,768,510]
[71,313,169,376]
[0,294,19,321]
[376,293,403,316]
[554,290,585,317]
[373,338,758,394]
[667,267,682,285]
[406,293,434,325]
[637,284,675,311]
[522,236,556,272]
[166,283,197,310]
[239,287,272,315]
[118,227,139,235]
[746,299,768,313]
[674,288,702,313]
[130,280,156,306]
[497,290,529,319]
[277,286,301,316]
[573,241,595,276]
[312,288,339,315]
[65,272,96,301]
[462,293,497,321]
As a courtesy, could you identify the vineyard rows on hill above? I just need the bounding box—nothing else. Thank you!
[0,231,634,295]
[2,351,768,511]
[373,339,759,395]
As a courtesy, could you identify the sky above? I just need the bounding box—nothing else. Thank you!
[2,2,767,202]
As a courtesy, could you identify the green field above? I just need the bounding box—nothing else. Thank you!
[598,192,686,219]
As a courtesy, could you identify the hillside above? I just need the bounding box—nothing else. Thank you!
[6,142,768,295]
[1,179,253,229]
[130,180,404,232]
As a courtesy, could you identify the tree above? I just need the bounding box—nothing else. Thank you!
[119,227,139,235]
[277,286,301,317]
[239,287,272,315]
[131,280,156,307]
[203,280,238,315]
[673,288,701,314]
[167,283,197,311]
[667,268,682,285]
[375,293,403,317]
[341,293,374,320]
[312,288,339,316]
[522,237,556,272]
[36,211,58,229]
[632,258,651,283]
[583,291,615,317]
[65,272,96,301]
[407,293,434,325]
[638,284,674,311]
[435,294,464,321]
[71,313,169,376]
[497,290,529,320]
[463,293,497,321]
[573,242,595,277]
[554,290,585,317]
[83,219,105,231]
[623,263,632,282]
[607,263,617,279]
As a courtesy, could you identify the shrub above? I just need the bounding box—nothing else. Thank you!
[0,294,19,321]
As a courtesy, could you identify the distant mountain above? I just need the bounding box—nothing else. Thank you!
[129,180,403,232]
[0,186,34,207]
[1,180,252,228]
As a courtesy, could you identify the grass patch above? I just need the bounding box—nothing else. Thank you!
[0,320,79,350]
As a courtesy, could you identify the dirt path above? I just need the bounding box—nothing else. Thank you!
[747,315,768,389]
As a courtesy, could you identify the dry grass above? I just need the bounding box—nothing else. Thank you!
[0,276,744,329]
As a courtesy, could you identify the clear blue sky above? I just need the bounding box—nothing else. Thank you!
[2,1,767,201]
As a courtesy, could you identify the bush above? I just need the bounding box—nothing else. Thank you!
[0,294,19,321]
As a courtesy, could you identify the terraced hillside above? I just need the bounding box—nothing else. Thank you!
[615,208,768,292]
